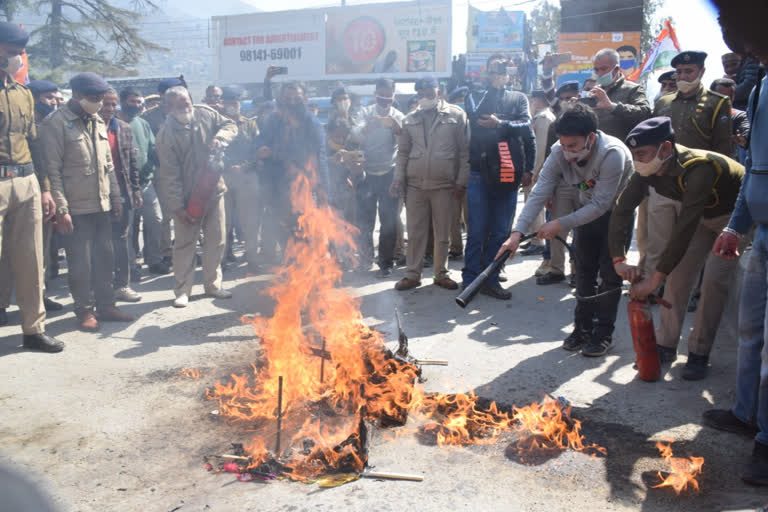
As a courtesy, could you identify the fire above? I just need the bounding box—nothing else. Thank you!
[205,164,601,480]
[179,368,201,379]
[652,441,704,493]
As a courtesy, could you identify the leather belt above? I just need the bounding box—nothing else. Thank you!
[0,163,34,178]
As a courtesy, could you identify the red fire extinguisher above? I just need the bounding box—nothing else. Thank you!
[628,299,662,382]
[186,145,228,219]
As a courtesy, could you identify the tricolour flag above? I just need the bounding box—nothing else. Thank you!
[628,20,681,83]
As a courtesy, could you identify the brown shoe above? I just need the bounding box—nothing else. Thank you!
[434,276,459,290]
[97,305,135,322]
[395,278,420,291]
[77,311,99,331]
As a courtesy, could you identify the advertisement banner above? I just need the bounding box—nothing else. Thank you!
[467,7,525,51]
[324,0,452,79]
[212,10,326,83]
[556,31,642,86]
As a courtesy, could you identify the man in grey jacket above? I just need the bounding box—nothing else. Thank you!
[497,103,633,357]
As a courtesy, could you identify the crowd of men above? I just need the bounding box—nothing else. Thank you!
[2,0,768,485]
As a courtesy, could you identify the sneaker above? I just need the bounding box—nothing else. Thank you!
[23,333,64,353]
[536,271,565,285]
[206,288,233,299]
[479,283,512,300]
[520,244,546,256]
[43,297,63,311]
[434,276,459,290]
[535,260,551,277]
[376,267,393,278]
[173,294,189,308]
[395,278,420,291]
[681,353,709,381]
[96,306,135,322]
[657,345,677,364]
[702,409,759,438]
[582,335,613,357]
[148,263,171,275]
[563,328,591,351]
[114,287,142,303]
[743,442,768,486]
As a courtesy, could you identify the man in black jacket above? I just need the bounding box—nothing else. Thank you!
[461,54,536,299]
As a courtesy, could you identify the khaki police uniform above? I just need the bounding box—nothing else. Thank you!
[0,77,46,334]
[395,100,469,282]
[224,115,259,267]
[154,105,237,298]
[610,145,745,356]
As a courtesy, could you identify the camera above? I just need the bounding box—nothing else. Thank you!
[578,96,598,108]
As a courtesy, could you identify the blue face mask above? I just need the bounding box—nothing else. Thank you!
[619,59,636,70]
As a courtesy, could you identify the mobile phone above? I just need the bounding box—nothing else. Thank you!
[578,96,597,108]
[272,66,288,75]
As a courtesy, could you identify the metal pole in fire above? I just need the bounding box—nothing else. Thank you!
[320,338,327,383]
[276,376,283,456]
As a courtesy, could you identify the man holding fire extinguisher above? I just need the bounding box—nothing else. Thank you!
[154,86,238,308]
[608,117,745,381]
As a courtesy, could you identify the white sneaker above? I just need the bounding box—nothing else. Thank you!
[205,288,233,299]
[173,294,189,308]
[115,287,142,302]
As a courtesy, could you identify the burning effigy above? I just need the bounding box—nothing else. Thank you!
[203,167,603,484]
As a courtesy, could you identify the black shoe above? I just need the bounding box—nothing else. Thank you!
[448,251,463,261]
[743,442,768,486]
[568,273,576,288]
[148,263,171,275]
[520,242,532,250]
[681,353,709,380]
[480,283,512,300]
[43,297,63,312]
[0,308,6,326]
[657,345,677,364]
[498,273,508,283]
[536,272,565,285]
[162,255,173,268]
[563,328,591,351]
[376,267,392,278]
[23,333,64,353]
[582,335,613,357]
[130,264,142,283]
[687,294,699,313]
[702,409,759,438]
[520,244,546,256]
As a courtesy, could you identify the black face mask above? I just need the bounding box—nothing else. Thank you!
[35,102,55,118]
[122,105,142,118]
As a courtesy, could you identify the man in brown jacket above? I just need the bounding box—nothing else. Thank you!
[154,86,238,307]
[391,75,469,291]
[39,72,135,331]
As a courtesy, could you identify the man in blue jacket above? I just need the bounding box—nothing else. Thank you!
[702,0,768,486]
[461,54,536,299]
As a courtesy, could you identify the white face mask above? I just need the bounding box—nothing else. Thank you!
[418,97,438,110]
[1,55,23,75]
[79,98,103,115]
[634,145,672,177]
[676,74,701,95]
[173,110,193,124]
[595,69,616,87]
[562,135,593,163]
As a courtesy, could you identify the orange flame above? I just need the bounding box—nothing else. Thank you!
[653,441,704,493]
[179,368,201,379]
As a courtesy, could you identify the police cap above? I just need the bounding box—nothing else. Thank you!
[657,70,676,83]
[0,22,29,47]
[158,77,184,94]
[28,80,58,96]
[625,117,675,148]
[671,51,707,68]
[69,72,110,96]
[220,86,244,101]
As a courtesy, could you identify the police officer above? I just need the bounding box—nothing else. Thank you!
[0,22,64,352]
[657,70,678,98]
[609,117,745,380]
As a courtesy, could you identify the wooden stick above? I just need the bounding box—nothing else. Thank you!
[276,376,283,456]
[320,338,326,383]
[414,359,448,366]
[362,471,424,481]
[220,454,250,461]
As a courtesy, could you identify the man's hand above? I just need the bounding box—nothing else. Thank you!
[265,66,281,82]
[713,231,740,260]
[175,207,197,225]
[476,114,500,128]
[521,171,533,188]
[614,262,642,283]
[111,201,122,219]
[630,277,658,301]
[40,191,56,222]
[55,213,73,234]
[453,184,466,200]
[590,87,614,110]
[256,146,272,160]
[537,219,562,239]
[495,231,523,260]
[389,179,404,199]
[133,191,143,209]
[734,132,748,148]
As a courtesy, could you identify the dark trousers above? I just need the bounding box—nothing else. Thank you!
[573,211,622,336]
[65,212,116,313]
[112,204,134,289]
[356,171,398,269]
[462,173,518,287]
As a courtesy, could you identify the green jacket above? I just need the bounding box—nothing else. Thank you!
[594,75,652,141]
[609,144,744,275]
[128,116,156,185]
